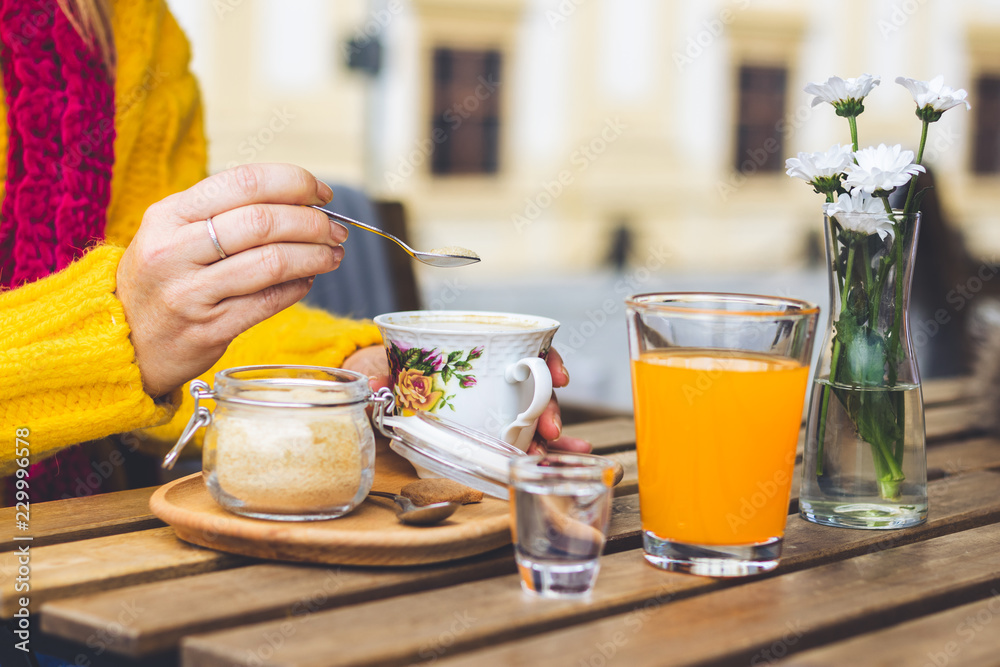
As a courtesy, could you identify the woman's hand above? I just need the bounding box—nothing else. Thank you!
[342,345,391,390]
[117,164,347,396]
[528,348,592,454]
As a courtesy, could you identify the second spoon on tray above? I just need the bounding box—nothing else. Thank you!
[368,491,460,526]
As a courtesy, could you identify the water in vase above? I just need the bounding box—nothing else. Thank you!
[800,379,928,529]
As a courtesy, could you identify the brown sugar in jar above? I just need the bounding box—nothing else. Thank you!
[198,367,375,521]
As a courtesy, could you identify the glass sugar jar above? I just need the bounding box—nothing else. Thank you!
[166,365,376,521]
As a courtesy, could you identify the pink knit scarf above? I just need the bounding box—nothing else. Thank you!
[0,0,117,502]
[0,0,115,288]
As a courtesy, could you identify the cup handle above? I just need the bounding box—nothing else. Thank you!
[501,357,553,447]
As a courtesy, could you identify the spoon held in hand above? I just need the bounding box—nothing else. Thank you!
[311,205,480,268]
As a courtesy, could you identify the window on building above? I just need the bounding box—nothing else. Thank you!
[972,75,1000,174]
[430,48,502,175]
[734,65,787,173]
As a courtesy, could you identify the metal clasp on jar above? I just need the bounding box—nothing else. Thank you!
[369,387,396,439]
[162,380,216,470]
[162,382,397,470]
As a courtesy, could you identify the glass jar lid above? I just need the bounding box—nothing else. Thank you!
[163,365,372,470]
[371,392,526,498]
[214,365,371,408]
[166,373,530,497]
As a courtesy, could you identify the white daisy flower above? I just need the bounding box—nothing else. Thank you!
[804,74,881,115]
[895,75,971,121]
[823,190,894,240]
[843,144,924,194]
[785,144,854,183]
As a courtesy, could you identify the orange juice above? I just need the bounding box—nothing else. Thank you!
[631,349,808,546]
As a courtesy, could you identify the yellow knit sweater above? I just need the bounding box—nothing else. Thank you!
[0,1,381,475]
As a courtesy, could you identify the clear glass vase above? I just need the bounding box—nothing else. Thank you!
[799,210,928,529]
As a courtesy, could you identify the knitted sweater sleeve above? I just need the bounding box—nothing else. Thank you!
[0,0,385,470]
[0,245,181,475]
[137,305,384,453]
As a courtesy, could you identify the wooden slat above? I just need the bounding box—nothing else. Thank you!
[921,376,973,407]
[0,527,244,618]
[927,402,988,441]
[605,494,640,548]
[0,486,162,553]
[28,409,995,649]
[926,437,1000,477]
[41,494,641,658]
[44,559,515,659]
[564,417,634,454]
[31,632,179,667]
[435,523,1000,667]
[779,594,1000,666]
[604,450,637,497]
[178,471,1000,667]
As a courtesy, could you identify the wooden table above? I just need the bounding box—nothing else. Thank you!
[2,377,999,667]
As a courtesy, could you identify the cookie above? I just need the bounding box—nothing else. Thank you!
[400,478,484,506]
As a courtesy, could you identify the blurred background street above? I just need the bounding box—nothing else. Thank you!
[165,0,1000,410]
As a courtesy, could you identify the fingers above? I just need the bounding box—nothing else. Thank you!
[368,375,391,392]
[182,205,348,265]
[528,435,593,455]
[212,276,315,341]
[342,345,391,379]
[167,163,333,223]
[545,436,593,454]
[203,242,344,302]
[546,348,570,388]
[118,165,343,398]
[536,394,563,442]
[531,353,592,455]
[341,347,390,415]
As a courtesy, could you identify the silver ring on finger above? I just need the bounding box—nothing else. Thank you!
[206,216,227,260]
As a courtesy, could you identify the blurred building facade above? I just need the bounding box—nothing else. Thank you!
[169,0,1000,279]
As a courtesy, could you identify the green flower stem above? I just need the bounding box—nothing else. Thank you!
[859,392,902,484]
[825,193,842,293]
[887,217,907,480]
[843,242,857,316]
[915,119,929,163]
[892,389,906,462]
[816,237,856,475]
[871,254,892,324]
[848,115,859,151]
[889,220,904,387]
[873,197,908,498]
[814,344,838,476]
[868,421,906,499]
[872,428,906,481]
[902,120,930,217]
[863,243,875,323]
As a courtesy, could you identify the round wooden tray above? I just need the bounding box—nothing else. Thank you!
[149,443,512,567]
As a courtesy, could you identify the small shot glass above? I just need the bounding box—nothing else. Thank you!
[509,454,615,598]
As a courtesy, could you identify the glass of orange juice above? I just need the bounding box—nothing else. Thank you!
[626,293,819,577]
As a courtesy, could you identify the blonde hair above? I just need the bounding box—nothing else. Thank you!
[57,0,116,73]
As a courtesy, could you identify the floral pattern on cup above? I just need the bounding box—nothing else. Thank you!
[387,342,483,415]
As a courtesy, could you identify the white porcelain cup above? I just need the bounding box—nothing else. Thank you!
[373,311,560,455]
